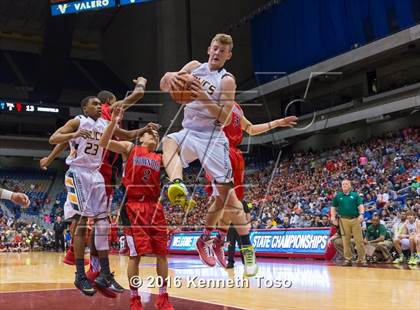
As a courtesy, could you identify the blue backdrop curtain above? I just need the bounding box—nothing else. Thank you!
[251,0,419,83]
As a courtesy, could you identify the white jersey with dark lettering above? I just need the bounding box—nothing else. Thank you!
[65,115,108,170]
[182,62,231,132]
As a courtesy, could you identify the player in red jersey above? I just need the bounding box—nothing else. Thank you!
[99,104,173,310]
[97,77,150,199]
[40,77,158,266]
[203,102,298,267]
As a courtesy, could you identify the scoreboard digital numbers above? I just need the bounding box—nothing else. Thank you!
[50,0,154,16]
[0,101,66,116]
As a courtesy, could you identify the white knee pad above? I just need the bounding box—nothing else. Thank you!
[94,218,110,251]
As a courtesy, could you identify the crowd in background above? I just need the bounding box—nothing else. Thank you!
[163,128,420,236]
[0,217,56,252]
[1,127,419,257]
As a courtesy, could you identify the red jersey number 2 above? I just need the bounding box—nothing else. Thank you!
[143,169,151,182]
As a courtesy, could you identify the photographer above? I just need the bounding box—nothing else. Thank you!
[53,216,66,252]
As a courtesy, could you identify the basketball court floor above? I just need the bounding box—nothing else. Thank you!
[0,252,418,310]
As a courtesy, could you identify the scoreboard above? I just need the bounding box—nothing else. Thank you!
[0,101,67,116]
[50,0,154,16]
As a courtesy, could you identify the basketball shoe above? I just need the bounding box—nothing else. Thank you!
[95,271,125,293]
[167,179,196,210]
[130,296,143,310]
[167,179,188,204]
[74,273,96,296]
[212,234,227,268]
[196,236,216,267]
[408,254,419,265]
[241,245,258,277]
[155,293,174,310]
[86,269,117,298]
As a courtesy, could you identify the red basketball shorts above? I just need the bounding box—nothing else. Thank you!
[205,147,245,201]
[121,200,168,257]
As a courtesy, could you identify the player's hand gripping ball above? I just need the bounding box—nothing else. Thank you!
[170,73,197,104]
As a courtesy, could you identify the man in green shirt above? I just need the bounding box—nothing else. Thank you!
[331,180,367,266]
[364,214,393,263]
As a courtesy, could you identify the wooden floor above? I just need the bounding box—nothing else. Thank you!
[0,252,419,310]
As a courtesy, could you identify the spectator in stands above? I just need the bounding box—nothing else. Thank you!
[252,219,265,230]
[278,214,293,229]
[290,212,301,227]
[7,218,13,227]
[53,216,66,252]
[43,214,51,224]
[312,215,321,227]
[403,211,419,265]
[376,187,390,209]
[393,211,409,263]
[318,215,330,227]
[364,214,393,263]
[301,214,312,227]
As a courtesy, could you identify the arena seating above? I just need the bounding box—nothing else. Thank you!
[161,128,420,232]
[0,169,56,218]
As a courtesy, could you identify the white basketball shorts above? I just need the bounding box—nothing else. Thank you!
[63,167,108,220]
[166,129,232,184]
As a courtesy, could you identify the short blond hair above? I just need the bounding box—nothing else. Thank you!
[211,33,233,50]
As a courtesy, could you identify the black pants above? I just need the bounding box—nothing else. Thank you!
[55,233,65,252]
[227,225,243,264]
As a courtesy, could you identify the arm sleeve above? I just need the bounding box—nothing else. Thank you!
[357,194,363,205]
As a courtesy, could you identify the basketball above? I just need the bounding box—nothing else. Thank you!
[170,74,197,104]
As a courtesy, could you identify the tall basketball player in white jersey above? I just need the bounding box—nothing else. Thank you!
[49,96,125,296]
[160,33,258,277]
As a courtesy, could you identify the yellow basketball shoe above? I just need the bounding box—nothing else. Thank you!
[241,245,259,277]
[181,199,196,211]
[167,179,189,205]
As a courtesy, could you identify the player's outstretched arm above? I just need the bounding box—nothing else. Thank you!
[40,143,68,170]
[49,118,87,145]
[160,60,201,92]
[99,104,133,160]
[110,77,147,112]
[114,123,161,141]
[241,115,299,136]
[0,188,30,208]
[190,75,236,127]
